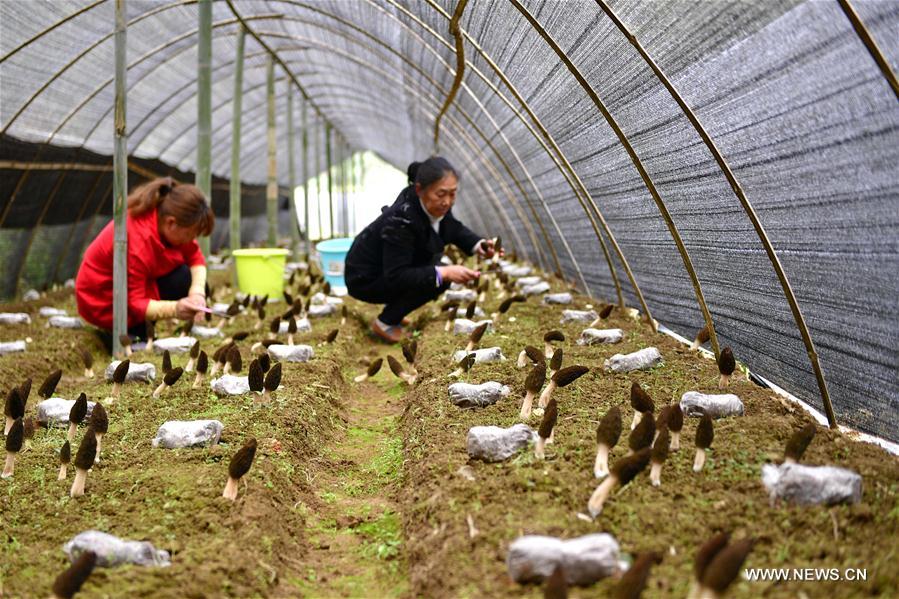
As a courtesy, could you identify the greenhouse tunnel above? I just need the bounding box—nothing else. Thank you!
[1,0,897,449]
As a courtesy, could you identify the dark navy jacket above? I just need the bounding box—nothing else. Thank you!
[345,186,482,291]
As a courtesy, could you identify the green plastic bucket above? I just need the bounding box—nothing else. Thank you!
[232,248,290,298]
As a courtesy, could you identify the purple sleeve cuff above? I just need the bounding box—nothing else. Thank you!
[435,267,443,288]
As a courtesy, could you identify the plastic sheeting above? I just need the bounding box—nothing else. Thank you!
[1,0,897,440]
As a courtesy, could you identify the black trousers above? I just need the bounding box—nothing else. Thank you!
[96,264,192,351]
[348,276,449,326]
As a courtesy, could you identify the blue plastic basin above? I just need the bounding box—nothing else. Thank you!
[316,237,355,289]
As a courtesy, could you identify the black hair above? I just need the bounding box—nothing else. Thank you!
[406,161,421,185]
[414,156,458,189]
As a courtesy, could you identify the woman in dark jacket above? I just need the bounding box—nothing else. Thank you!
[345,156,496,342]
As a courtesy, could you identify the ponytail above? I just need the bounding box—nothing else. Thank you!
[127,177,214,236]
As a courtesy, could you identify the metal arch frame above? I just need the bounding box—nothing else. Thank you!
[1,0,200,136]
[49,169,107,284]
[114,8,561,274]
[0,0,107,63]
[387,0,627,305]
[507,0,719,352]
[48,19,280,146]
[11,168,71,294]
[837,0,899,102]
[434,0,469,152]
[274,1,573,278]
[223,0,352,153]
[202,45,538,264]
[149,31,548,267]
[211,48,539,264]
[15,1,569,282]
[235,0,574,280]
[593,0,837,426]
[219,51,529,260]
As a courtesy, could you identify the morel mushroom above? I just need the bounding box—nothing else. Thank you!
[119,334,133,358]
[538,365,589,408]
[465,300,477,320]
[70,428,97,497]
[210,342,232,377]
[516,345,545,369]
[650,428,670,487]
[324,329,339,344]
[90,403,108,464]
[444,305,458,332]
[153,367,183,399]
[691,532,730,599]
[67,393,88,443]
[262,363,281,402]
[491,296,515,322]
[667,403,684,451]
[690,324,710,351]
[784,423,816,464]
[18,377,32,404]
[387,355,415,385]
[58,440,71,480]
[258,353,271,373]
[629,382,654,430]
[185,340,200,372]
[449,352,476,378]
[192,350,209,388]
[543,330,564,359]
[223,330,249,345]
[588,303,615,328]
[519,364,546,419]
[39,369,63,400]
[628,410,656,455]
[341,305,348,326]
[108,360,129,403]
[225,346,242,375]
[223,437,257,500]
[696,538,754,599]
[614,551,662,599]
[694,413,714,472]
[80,348,95,378]
[717,347,735,389]
[535,398,558,459]
[544,564,567,599]
[254,305,266,330]
[2,417,23,478]
[284,317,297,346]
[4,387,24,435]
[161,350,172,376]
[549,347,563,378]
[22,416,34,452]
[594,406,622,478]
[465,322,488,353]
[354,358,383,383]
[587,448,651,518]
[268,317,281,340]
[248,359,264,396]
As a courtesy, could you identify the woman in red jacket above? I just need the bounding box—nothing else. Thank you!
[76,177,214,345]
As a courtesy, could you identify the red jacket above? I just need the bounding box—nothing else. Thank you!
[75,208,205,329]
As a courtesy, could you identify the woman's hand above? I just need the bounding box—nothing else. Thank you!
[175,297,202,321]
[475,239,502,259]
[187,292,207,323]
[439,265,480,284]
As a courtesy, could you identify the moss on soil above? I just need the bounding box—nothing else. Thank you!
[2,268,898,598]
[397,284,899,598]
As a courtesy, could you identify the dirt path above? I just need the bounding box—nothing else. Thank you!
[278,359,409,598]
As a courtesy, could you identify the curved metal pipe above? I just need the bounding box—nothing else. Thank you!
[837,0,899,101]
[594,0,836,425]
[434,0,469,152]
[408,0,627,305]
